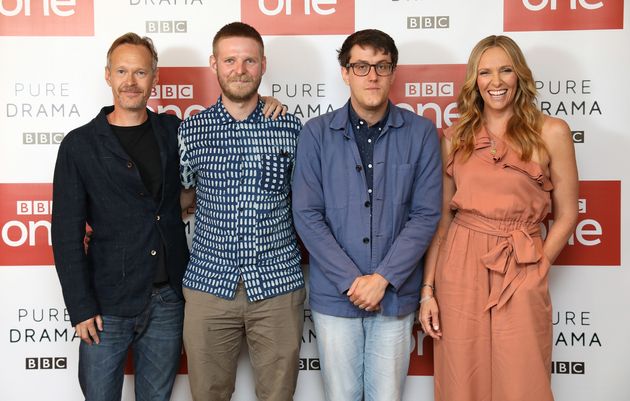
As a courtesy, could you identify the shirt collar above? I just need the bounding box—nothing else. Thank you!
[348,102,390,132]
[214,95,266,124]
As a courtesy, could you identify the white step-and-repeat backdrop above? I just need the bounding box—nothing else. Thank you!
[0,1,628,400]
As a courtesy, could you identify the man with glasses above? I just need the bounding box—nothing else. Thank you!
[292,29,442,401]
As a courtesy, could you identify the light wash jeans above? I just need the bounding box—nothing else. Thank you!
[78,286,184,401]
[312,310,415,401]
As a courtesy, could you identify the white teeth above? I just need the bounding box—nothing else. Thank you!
[489,89,507,96]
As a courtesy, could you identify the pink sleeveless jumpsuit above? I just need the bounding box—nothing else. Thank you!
[433,127,554,401]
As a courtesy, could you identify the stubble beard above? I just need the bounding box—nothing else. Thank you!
[219,74,261,103]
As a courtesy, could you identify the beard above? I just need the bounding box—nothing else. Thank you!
[218,73,261,103]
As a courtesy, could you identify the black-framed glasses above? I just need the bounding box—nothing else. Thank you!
[346,62,394,77]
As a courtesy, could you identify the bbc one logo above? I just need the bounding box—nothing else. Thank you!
[147,67,219,119]
[0,0,94,36]
[0,184,54,266]
[26,357,67,370]
[541,180,620,266]
[504,0,623,31]
[390,64,466,135]
[241,0,354,35]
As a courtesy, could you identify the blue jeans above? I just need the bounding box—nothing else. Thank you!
[78,286,184,401]
[312,310,415,401]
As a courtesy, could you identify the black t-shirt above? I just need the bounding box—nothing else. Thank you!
[111,119,163,200]
[111,119,168,284]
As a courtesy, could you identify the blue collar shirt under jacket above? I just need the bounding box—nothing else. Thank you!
[178,97,305,301]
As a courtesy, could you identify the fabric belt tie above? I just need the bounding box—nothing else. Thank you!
[454,212,541,311]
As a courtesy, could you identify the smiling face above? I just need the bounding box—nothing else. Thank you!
[105,44,157,113]
[476,46,518,117]
[341,44,395,118]
[211,36,266,103]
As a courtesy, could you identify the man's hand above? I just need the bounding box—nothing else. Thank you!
[83,229,93,254]
[75,315,103,345]
[347,273,389,312]
[260,96,287,119]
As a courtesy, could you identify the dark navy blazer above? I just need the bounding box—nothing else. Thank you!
[51,106,189,326]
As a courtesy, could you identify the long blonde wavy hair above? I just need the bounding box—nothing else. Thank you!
[451,35,546,161]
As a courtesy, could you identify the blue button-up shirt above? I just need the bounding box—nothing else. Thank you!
[292,101,442,317]
[178,97,304,301]
[349,104,388,202]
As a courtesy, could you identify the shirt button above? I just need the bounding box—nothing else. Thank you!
[364,201,371,207]
[126,161,133,169]
[150,250,157,256]
[368,164,373,169]
[362,237,370,244]
[368,189,373,194]
[156,215,161,221]
[367,139,372,143]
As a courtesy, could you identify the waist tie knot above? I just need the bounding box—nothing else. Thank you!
[453,212,542,311]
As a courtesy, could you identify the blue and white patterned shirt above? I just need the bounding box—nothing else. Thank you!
[178,97,304,301]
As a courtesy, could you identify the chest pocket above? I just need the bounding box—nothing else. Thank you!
[259,152,292,192]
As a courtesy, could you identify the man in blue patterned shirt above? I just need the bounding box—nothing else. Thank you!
[178,22,305,401]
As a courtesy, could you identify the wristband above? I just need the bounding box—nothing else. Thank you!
[419,295,433,304]
[421,283,435,291]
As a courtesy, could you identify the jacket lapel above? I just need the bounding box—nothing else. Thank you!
[148,109,168,207]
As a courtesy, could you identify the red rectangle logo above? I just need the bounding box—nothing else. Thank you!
[148,67,220,120]
[0,0,94,36]
[241,0,354,35]
[542,180,620,266]
[389,64,466,135]
[0,183,54,266]
[504,0,623,31]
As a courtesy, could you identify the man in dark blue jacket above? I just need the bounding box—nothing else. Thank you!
[51,33,189,401]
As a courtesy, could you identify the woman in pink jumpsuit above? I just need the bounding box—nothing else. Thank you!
[419,35,578,401]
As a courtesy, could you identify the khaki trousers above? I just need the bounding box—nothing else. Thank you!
[183,285,305,401]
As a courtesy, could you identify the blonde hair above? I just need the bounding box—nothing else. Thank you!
[107,32,158,72]
[452,35,545,161]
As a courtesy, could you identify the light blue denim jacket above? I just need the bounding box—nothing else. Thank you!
[292,101,442,317]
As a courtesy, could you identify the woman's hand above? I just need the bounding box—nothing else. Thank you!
[419,296,442,339]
